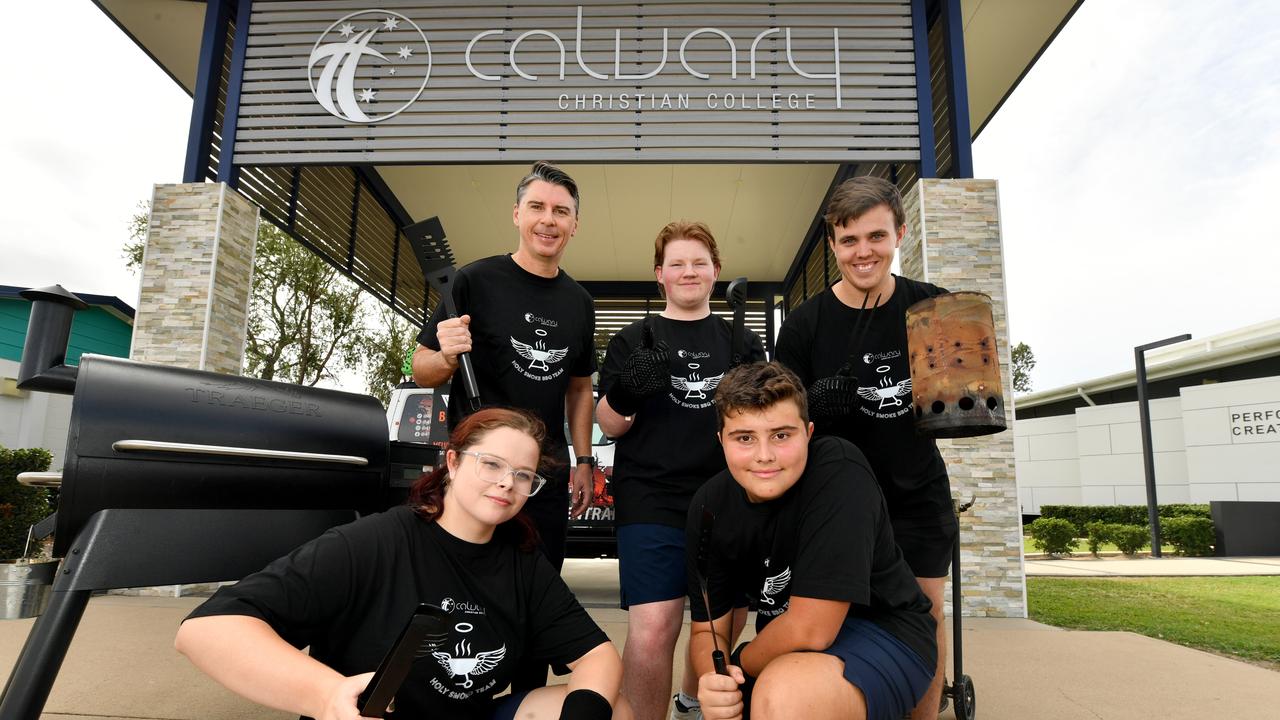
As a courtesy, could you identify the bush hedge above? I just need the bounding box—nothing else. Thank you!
[1084,521,1115,556]
[1162,516,1215,556]
[0,446,54,559]
[1028,517,1079,556]
[1110,524,1150,556]
[1038,504,1211,534]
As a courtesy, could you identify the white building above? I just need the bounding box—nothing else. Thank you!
[1014,320,1280,514]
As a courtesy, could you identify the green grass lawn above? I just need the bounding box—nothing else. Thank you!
[1027,577,1280,669]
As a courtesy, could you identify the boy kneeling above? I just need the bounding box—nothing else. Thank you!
[687,362,937,720]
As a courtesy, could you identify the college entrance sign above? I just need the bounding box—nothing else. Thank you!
[236,1,921,164]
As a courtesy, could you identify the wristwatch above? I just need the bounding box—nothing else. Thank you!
[576,455,597,468]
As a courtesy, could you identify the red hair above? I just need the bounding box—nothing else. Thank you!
[408,407,546,551]
[654,220,721,268]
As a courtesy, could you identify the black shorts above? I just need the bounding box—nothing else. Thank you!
[522,468,570,570]
[890,512,958,579]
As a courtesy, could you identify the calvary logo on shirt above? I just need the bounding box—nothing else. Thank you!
[439,597,486,616]
[432,639,507,689]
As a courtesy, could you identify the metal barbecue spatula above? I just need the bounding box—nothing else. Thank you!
[404,217,482,411]
[357,603,450,717]
[697,506,730,676]
[726,277,748,368]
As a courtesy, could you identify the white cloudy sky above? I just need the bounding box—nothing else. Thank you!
[2,0,1277,394]
[973,0,1279,389]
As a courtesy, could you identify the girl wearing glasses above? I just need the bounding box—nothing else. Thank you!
[176,407,627,720]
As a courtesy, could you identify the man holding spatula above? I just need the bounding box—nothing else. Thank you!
[413,161,598,692]
[414,161,597,567]
[686,362,935,720]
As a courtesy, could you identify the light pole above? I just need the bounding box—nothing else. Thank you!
[1134,334,1191,558]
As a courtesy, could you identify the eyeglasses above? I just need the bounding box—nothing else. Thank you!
[456,451,547,497]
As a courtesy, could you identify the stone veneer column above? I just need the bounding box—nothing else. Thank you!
[124,183,259,597]
[901,178,1026,618]
[130,183,259,375]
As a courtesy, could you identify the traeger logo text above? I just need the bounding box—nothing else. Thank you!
[184,388,322,417]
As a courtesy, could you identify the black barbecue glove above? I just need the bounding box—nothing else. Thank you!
[606,322,670,416]
[807,363,860,419]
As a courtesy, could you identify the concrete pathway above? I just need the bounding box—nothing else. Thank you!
[1,558,1277,719]
[1025,554,1280,577]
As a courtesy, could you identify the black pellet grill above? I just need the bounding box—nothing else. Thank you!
[0,286,437,720]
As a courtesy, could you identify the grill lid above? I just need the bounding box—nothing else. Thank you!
[54,355,391,556]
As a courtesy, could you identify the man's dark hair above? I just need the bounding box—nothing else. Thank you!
[824,175,905,237]
[715,361,809,431]
[515,161,580,215]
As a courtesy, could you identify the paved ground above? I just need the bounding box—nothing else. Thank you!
[1024,554,1280,577]
[2,557,1278,719]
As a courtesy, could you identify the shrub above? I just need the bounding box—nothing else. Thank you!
[1040,505,1140,532]
[1084,521,1114,556]
[1038,504,1211,535]
[1162,516,1215,556]
[1110,524,1150,556]
[1028,517,1079,556]
[1160,504,1212,520]
[0,446,55,559]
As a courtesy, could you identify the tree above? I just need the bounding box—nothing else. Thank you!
[122,201,149,269]
[125,204,372,388]
[1012,341,1036,393]
[244,226,368,386]
[362,302,419,405]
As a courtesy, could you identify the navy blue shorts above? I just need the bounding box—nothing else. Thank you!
[821,617,934,720]
[616,523,686,609]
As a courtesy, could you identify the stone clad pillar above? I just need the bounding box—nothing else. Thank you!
[124,183,259,597]
[130,183,259,375]
[901,178,1026,618]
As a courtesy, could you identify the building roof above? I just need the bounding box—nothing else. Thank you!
[1015,319,1280,410]
[0,285,135,323]
[92,0,1082,285]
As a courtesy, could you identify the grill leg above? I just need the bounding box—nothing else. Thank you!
[0,508,356,719]
[952,533,964,681]
[0,589,91,720]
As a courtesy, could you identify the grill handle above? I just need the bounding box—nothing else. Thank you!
[111,440,369,466]
[17,472,62,488]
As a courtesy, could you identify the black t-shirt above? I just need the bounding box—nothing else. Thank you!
[776,275,951,519]
[187,506,607,720]
[685,436,936,667]
[599,314,765,527]
[417,254,596,460]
